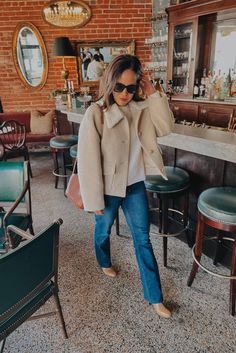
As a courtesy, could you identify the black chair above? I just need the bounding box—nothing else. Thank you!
[0,120,33,177]
[0,219,68,352]
[0,161,33,253]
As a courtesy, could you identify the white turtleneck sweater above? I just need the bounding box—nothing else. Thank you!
[119,104,145,186]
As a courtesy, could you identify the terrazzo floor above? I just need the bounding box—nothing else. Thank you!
[3,153,236,353]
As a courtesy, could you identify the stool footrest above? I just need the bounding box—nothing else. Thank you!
[150,207,188,237]
[192,236,236,280]
[53,164,72,178]
[150,226,188,238]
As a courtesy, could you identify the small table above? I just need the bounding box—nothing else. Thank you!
[59,108,86,134]
[60,108,85,124]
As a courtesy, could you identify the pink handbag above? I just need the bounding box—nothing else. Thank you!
[65,161,84,209]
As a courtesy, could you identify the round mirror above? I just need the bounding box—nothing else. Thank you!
[12,22,48,90]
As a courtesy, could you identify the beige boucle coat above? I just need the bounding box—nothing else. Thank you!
[78,94,174,212]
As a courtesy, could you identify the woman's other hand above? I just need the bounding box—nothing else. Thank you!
[95,210,104,215]
[139,74,156,97]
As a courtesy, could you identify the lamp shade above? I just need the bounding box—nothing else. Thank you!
[52,37,75,57]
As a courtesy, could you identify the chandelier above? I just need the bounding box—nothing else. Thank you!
[42,1,91,28]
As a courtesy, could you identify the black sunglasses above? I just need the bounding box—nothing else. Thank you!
[114,83,137,94]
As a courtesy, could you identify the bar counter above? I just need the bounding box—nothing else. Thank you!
[157,124,236,267]
[158,124,236,163]
[60,107,236,164]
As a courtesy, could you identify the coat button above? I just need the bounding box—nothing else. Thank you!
[138,131,142,137]
[150,149,154,154]
[121,140,126,143]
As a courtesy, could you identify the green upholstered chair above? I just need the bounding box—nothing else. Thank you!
[0,219,68,352]
[50,135,78,193]
[145,166,191,267]
[187,186,236,316]
[0,161,33,253]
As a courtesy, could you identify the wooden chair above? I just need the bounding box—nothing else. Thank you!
[0,120,32,177]
[0,161,33,253]
[0,219,68,352]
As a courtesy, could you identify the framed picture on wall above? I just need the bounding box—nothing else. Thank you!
[110,47,130,56]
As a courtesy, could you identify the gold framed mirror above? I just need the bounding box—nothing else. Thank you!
[12,22,48,90]
[76,40,135,86]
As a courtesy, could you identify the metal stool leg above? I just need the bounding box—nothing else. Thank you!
[187,212,204,286]
[161,196,168,267]
[230,239,236,316]
[183,191,192,247]
[52,150,59,189]
[61,151,67,193]
[158,196,162,233]
[213,231,223,266]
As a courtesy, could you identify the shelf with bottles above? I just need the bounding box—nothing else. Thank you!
[148,11,168,21]
[144,62,167,73]
[193,68,236,103]
[145,38,168,47]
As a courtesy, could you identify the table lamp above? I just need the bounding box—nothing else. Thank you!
[52,37,75,89]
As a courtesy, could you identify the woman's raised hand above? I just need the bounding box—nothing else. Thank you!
[139,74,156,97]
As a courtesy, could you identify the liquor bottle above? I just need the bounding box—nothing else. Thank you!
[226,68,232,97]
[205,71,213,100]
[199,83,205,97]
[219,71,230,100]
[230,69,236,96]
[200,68,206,85]
[193,78,199,98]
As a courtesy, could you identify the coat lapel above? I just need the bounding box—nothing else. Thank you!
[104,104,124,128]
[104,100,148,129]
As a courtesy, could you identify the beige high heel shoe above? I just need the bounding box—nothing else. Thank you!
[152,303,171,318]
[102,267,117,278]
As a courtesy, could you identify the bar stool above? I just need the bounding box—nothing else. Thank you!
[70,144,78,160]
[187,186,236,316]
[145,166,191,267]
[69,143,78,172]
[50,135,78,193]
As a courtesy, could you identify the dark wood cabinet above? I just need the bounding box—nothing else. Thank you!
[166,0,236,99]
[169,99,235,128]
[198,104,234,127]
[169,100,198,122]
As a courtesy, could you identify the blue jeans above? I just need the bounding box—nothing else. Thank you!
[94,181,163,304]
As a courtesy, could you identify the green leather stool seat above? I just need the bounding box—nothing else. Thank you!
[145,166,190,193]
[69,144,78,159]
[50,135,78,149]
[198,187,236,225]
[145,166,191,267]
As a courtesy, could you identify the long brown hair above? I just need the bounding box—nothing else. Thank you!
[98,54,143,109]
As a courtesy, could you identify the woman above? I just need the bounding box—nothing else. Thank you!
[78,55,174,318]
[87,54,104,81]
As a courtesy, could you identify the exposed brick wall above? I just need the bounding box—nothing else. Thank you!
[0,0,152,112]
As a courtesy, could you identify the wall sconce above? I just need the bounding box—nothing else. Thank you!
[42,0,91,28]
[52,37,75,89]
